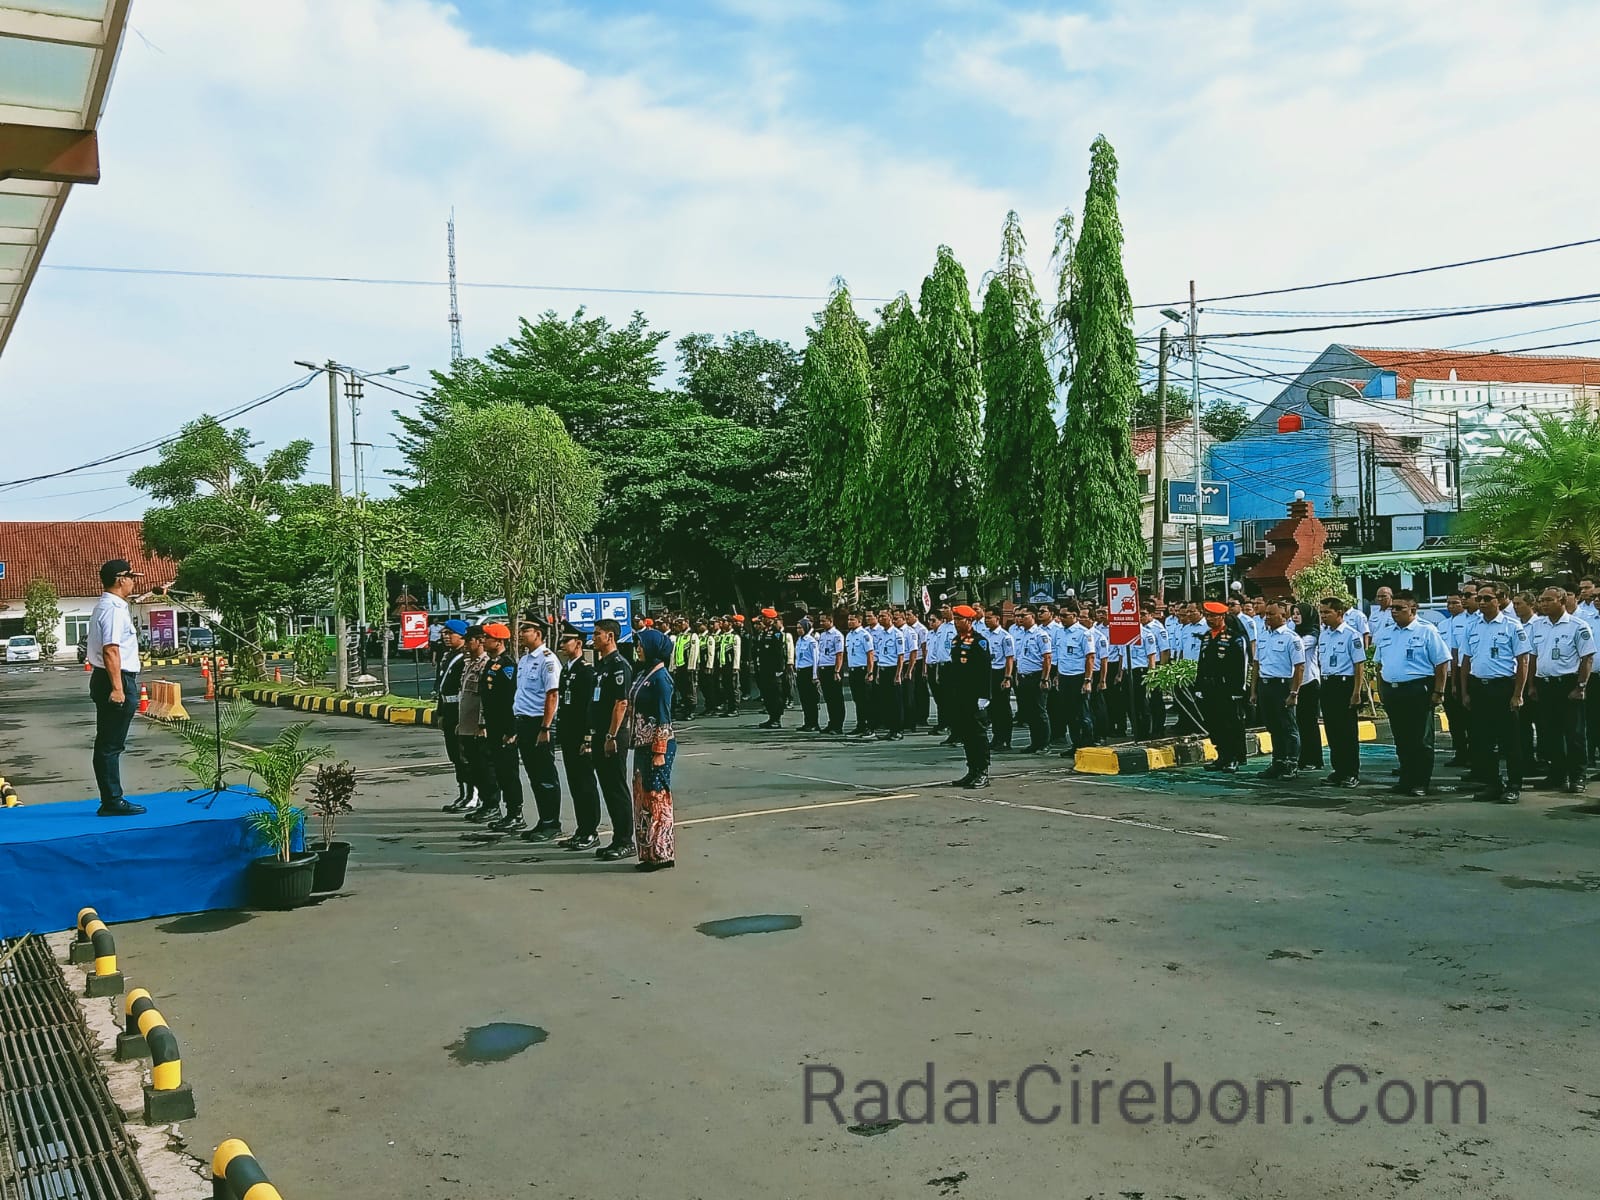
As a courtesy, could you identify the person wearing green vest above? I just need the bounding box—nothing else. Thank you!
[718,618,742,716]
[671,616,697,721]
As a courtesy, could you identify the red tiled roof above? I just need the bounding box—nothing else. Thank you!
[0,522,176,602]
[1345,346,1600,399]
[1131,419,1192,457]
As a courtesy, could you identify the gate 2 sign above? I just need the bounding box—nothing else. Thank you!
[1106,577,1141,646]
[400,611,429,651]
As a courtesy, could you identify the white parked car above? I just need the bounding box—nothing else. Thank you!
[4,635,42,663]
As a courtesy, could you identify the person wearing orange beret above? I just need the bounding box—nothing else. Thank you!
[755,609,789,729]
[1195,602,1249,771]
[944,606,993,787]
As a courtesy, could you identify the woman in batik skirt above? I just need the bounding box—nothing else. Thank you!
[628,628,677,872]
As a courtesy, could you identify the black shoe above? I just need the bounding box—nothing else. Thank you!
[1259,763,1285,779]
[799,724,820,733]
[756,720,777,729]
[1566,780,1587,795]
[1403,787,1429,799]
[1018,745,1043,754]
[962,774,991,789]
[560,832,601,851]
[854,730,876,739]
[1339,776,1360,788]
[465,806,500,823]
[1471,790,1504,804]
[1204,762,1224,772]
[636,860,676,872]
[989,742,1011,752]
[96,798,146,817]
[1499,790,1520,804]
[947,774,974,787]
[596,841,636,861]
[1221,763,1239,774]
[887,732,904,741]
[442,797,469,812]
[490,814,527,833]
[1280,766,1300,780]
[939,737,958,747]
[521,822,563,843]
[929,726,947,735]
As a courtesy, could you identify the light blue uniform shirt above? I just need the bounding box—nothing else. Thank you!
[1374,619,1448,683]
[513,646,562,717]
[1345,608,1370,639]
[872,625,903,670]
[845,627,874,668]
[1254,623,1306,679]
[1316,622,1364,676]
[1056,622,1094,674]
[795,632,819,672]
[1177,620,1208,662]
[1015,626,1049,674]
[1146,619,1170,657]
[1464,612,1530,680]
[925,623,954,665]
[1534,612,1595,677]
[816,627,844,670]
[1133,622,1161,668]
[983,625,1016,671]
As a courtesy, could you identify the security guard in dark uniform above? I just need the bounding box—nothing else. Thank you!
[435,619,475,811]
[477,624,525,831]
[944,605,993,788]
[553,625,603,851]
[755,608,789,729]
[1194,602,1249,772]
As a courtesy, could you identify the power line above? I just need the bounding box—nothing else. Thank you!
[1203,291,1600,340]
[1133,235,1600,311]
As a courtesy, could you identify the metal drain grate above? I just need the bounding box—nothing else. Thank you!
[0,937,153,1200]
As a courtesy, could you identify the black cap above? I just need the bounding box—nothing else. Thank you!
[464,623,487,640]
[100,558,143,588]
[521,615,549,634]
[557,624,586,644]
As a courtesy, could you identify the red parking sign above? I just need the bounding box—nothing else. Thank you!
[400,611,429,651]
[1106,577,1141,646]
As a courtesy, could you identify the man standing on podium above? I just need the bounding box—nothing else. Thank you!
[88,558,147,816]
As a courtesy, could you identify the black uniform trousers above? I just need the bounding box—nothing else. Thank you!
[1380,679,1436,790]
[912,663,931,728]
[988,672,1013,747]
[1295,679,1323,768]
[1442,670,1470,763]
[957,701,991,778]
[1258,677,1300,766]
[89,668,138,806]
[1469,676,1523,795]
[927,664,945,730]
[461,734,501,812]
[561,737,602,837]
[514,715,563,826]
[1146,684,1166,737]
[1537,674,1586,786]
[820,668,846,732]
[719,664,740,714]
[848,666,873,731]
[491,736,522,815]
[672,666,696,719]
[1321,676,1360,780]
[1057,678,1094,750]
[1123,668,1147,740]
[1015,672,1049,750]
[1519,680,1540,771]
[762,670,787,724]
[797,669,821,729]
[1587,688,1600,766]
[699,666,719,715]
[1089,675,1111,741]
[594,742,633,844]
[1200,690,1247,767]
[439,705,471,793]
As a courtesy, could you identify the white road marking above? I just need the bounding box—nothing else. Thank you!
[962,794,1228,841]
[677,792,921,827]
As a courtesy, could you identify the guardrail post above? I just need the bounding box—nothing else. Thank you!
[140,1004,197,1123]
[117,988,155,1061]
[69,906,98,964]
[82,915,124,997]
[212,1138,282,1199]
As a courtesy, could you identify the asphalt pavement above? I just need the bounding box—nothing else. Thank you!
[4,662,1599,1199]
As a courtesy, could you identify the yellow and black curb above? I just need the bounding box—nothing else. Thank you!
[134,999,195,1123]
[143,651,290,668]
[213,1138,284,1199]
[76,908,124,997]
[1072,721,1381,776]
[217,683,439,728]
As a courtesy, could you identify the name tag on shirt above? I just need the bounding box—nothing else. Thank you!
[592,683,603,701]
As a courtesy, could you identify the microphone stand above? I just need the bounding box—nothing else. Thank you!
[156,590,267,809]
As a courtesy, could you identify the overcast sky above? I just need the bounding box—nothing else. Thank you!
[3,0,1599,520]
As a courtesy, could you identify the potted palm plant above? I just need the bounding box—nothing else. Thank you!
[308,761,357,893]
[242,722,329,909]
[163,700,255,793]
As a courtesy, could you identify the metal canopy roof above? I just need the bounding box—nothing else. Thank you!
[0,0,131,360]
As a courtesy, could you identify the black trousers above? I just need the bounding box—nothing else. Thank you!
[1123,668,1147,740]
[762,671,786,723]
[1587,688,1600,765]
[594,744,632,844]
[561,740,602,837]
[1469,676,1523,794]
[491,736,522,814]
[1537,675,1587,785]
[849,666,873,730]
[1089,678,1110,741]
[875,671,903,733]
[1015,672,1049,750]
[720,665,740,713]
[957,702,990,778]
[1146,685,1166,737]
[1442,671,1470,762]
[1321,675,1360,779]
[461,735,501,811]
[1381,679,1436,789]
[927,664,945,729]
[1259,678,1299,765]
[1519,681,1540,769]
[1200,690,1247,766]
[821,669,846,731]
[988,673,1013,747]
[797,670,821,728]
[1058,680,1093,750]
[1295,679,1324,768]
[439,708,472,791]
[672,666,696,719]
[89,668,138,805]
[515,715,563,825]
[913,664,931,727]
[699,669,719,714]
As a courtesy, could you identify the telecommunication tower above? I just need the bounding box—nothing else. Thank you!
[447,208,463,362]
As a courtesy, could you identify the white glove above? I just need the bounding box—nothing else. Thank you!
[977,699,989,710]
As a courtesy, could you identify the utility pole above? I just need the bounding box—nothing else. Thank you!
[326,361,349,693]
[1190,281,1204,600]
[345,372,369,649]
[1151,327,1169,598]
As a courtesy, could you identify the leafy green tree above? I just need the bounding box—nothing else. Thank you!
[1290,551,1354,606]
[1052,135,1146,577]
[869,294,925,573]
[978,214,1056,580]
[915,245,983,577]
[1201,399,1251,442]
[23,577,61,657]
[404,401,602,616]
[678,330,801,427]
[131,417,328,651]
[1461,412,1600,575]
[800,282,877,581]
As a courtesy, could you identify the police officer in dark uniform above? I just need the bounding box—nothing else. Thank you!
[755,608,789,729]
[944,605,994,788]
[553,625,603,851]
[1194,601,1249,772]
[588,618,636,861]
[435,619,476,811]
[479,623,526,831]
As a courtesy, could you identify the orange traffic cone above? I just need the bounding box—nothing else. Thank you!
[274,665,282,683]
[138,683,149,714]
[201,662,214,702]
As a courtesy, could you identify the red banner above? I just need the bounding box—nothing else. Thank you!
[400,611,429,651]
[1106,577,1141,646]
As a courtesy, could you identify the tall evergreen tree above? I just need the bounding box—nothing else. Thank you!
[869,294,925,574]
[978,215,1056,579]
[800,281,877,580]
[1053,135,1146,577]
[915,246,982,579]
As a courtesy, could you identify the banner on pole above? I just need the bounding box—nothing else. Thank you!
[1106,577,1141,646]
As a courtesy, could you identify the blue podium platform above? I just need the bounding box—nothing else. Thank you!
[0,787,288,938]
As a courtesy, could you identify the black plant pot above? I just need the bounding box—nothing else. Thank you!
[309,840,352,892]
[246,852,320,910]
